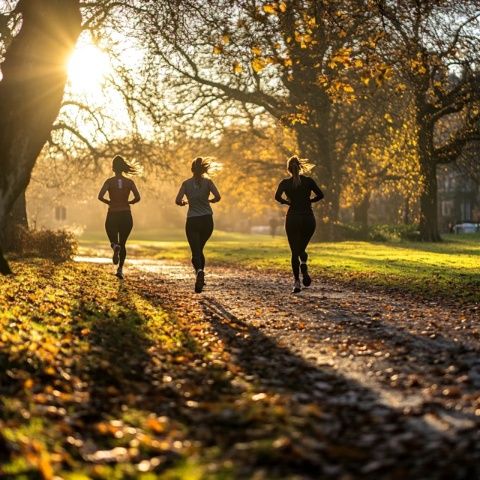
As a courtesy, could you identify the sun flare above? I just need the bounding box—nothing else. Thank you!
[67,44,110,94]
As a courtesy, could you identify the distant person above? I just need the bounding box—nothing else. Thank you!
[269,216,279,238]
[176,157,221,293]
[98,155,141,279]
[275,155,324,293]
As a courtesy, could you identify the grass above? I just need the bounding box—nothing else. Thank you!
[80,230,480,303]
[0,261,204,479]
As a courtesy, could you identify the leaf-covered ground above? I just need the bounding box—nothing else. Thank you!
[0,258,479,479]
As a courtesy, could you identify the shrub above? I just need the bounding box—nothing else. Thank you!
[7,227,77,261]
[370,224,421,242]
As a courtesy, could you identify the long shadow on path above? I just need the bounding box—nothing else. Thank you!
[201,295,480,479]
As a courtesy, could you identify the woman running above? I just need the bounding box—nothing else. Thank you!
[175,157,221,293]
[98,155,141,279]
[275,156,324,293]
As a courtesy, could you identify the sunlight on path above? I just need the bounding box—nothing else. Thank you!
[74,255,112,264]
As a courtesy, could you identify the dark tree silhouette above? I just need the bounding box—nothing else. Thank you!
[0,0,82,273]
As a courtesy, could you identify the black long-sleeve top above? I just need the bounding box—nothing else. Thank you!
[275,175,324,215]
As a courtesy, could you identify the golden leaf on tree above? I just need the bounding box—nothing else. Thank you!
[279,2,287,12]
[317,74,328,86]
[303,34,313,45]
[251,57,267,73]
[213,45,223,55]
[233,61,243,73]
[252,45,262,56]
[263,3,277,14]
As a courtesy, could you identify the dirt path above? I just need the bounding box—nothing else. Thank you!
[78,256,480,478]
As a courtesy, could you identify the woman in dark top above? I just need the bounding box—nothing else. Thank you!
[176,157,221,293]
[275,155,324,293]
[98,155,141,279]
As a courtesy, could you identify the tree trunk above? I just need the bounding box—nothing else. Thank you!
[354,192,370,229]
[2,189,28,252]
[419,159,441,241]
[288,56,342,237]
[0,0,82,273]
[403,198,410,225]
[294,106,343,240]
[417,124,441,241]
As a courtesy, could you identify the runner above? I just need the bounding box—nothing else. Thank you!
[275,155,324,293]
[98,155,141,279]
[175,157,221,293]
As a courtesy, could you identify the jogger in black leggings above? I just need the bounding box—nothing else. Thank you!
[275,156,324,293]
[186,215,214,272]
[105,211,133,271]
[176,157,221,293]
[285,214,316,282]
[98,156,141,279]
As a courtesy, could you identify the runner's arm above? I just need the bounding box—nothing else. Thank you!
[275,181,290,205]
[129,181,141,204]
[97,180,110,205]
[209,180,221,203]
[175,182,187,206]
[310,178,324,203]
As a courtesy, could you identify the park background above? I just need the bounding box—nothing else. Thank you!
[0,1,479,479]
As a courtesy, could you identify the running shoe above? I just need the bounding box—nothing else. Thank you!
[195,270,205,293]
[112,243,121,265]
[292,280,301,293]
[115,268,124,280]
[300,263,311,287]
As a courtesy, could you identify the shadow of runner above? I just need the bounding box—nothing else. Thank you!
[278,288,480,420]
[200,296,480,480]
[215,267,480,420]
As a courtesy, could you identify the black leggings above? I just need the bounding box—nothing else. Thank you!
[186,215,214,272]
[105,211,133,269]
[285,214,316,280]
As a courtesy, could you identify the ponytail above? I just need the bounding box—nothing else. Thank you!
[287,155,314,187]
[191,157,208,183]
[112,155,139,175]
[289,156,301,187]
[191,156,222,183]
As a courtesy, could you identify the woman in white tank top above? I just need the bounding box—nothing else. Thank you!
[175,157,221,293]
